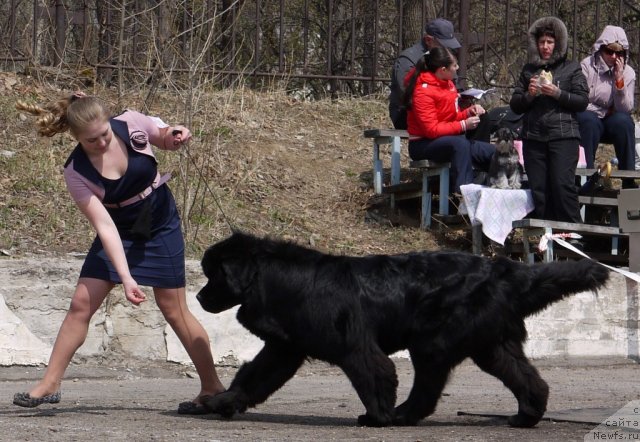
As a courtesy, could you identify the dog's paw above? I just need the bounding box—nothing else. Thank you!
[391,413,419,426]
[202,391,244,419]
[507,412,542,428]
[357,413,391,427]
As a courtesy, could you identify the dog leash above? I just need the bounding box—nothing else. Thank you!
[539,234,640,282]
[174,130,237,232]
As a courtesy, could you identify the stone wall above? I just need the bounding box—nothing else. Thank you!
[0,256,636,366]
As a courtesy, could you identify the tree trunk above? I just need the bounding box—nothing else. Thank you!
[96,0,115,83]
[361,0,376,94]
[402,0,424,49]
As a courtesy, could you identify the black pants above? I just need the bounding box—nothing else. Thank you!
[523,138,582,223]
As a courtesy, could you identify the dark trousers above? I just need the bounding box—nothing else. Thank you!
[409,135,495,192]
[523,138,582,223]
[577,110,635,170]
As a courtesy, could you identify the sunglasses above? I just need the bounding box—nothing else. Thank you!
[602,47,625,57]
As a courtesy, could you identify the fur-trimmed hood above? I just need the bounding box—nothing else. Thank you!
[527,16,569,67]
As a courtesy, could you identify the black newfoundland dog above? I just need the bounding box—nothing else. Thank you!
[197,232,609,428]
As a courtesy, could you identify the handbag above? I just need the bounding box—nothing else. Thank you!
[579,162,611,196]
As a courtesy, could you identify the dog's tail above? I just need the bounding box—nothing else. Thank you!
[516,258,609,317]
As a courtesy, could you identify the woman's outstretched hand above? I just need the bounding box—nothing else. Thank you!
[123,278,146,306]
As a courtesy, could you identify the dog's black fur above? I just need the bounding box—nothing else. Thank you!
[488,127,523,189]
[197,232,609,427]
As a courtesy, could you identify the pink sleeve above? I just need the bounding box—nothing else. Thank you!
[63,161,104,204]
[116,110,170,150]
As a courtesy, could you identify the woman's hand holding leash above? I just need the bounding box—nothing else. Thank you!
[164,126,192,149]
[172,127,192,143]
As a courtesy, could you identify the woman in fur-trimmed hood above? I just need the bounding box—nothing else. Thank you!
[510,16,588,223]
[525,16,569,68]
[577,25,637,186]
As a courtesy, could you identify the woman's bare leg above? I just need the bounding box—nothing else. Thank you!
[154,286,225,401]
[27,278,113,398]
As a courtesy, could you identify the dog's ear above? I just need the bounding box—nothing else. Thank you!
[221,258,257,294]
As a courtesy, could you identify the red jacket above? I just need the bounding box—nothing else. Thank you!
[406,70,469,139]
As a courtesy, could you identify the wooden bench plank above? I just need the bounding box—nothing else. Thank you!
[578,195,618,206]
[512,218,626,264]
[363,129,409,138]
[381,182,421,194]
[575,168,640,179]
[381,182,422,201]
[512,219,624,235]
[409,160,451,169]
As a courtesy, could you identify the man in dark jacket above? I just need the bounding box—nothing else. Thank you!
[388,18,461,130]
[389,18,519,142]
[510,16,588,223]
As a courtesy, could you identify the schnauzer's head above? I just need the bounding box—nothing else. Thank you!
[494,127,517,155]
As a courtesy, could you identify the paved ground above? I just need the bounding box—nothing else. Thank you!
[1,357,639,441]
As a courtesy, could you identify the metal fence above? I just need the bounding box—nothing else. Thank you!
[1,0,640,99]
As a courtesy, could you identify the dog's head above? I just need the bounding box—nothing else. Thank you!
[494,127,517,155]
[197,231,259,314]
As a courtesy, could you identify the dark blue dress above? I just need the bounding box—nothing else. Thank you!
[78,128,185,288]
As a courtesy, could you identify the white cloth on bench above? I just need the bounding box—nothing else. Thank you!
[460,184,535,244]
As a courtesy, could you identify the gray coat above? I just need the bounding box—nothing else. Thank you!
[388,41,426,124]
[388,40,462,125]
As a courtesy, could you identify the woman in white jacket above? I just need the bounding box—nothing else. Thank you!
[578,25,637,187]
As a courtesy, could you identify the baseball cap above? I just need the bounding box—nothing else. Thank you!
[425,18,461,49]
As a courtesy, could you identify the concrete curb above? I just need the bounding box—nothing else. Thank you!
[1,256,637,366]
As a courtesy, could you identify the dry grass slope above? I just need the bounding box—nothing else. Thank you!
[0,72,453,259]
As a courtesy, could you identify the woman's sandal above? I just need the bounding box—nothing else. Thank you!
[13,391,61,408]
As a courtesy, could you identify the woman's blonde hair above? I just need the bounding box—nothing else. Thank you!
[16,94,111,138]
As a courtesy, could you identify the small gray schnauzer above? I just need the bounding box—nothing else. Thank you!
[488,128,522,189]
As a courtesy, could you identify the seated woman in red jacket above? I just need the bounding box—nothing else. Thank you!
[404,47,495,192]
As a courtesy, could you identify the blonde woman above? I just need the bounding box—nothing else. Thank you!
[13,93,224,415]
